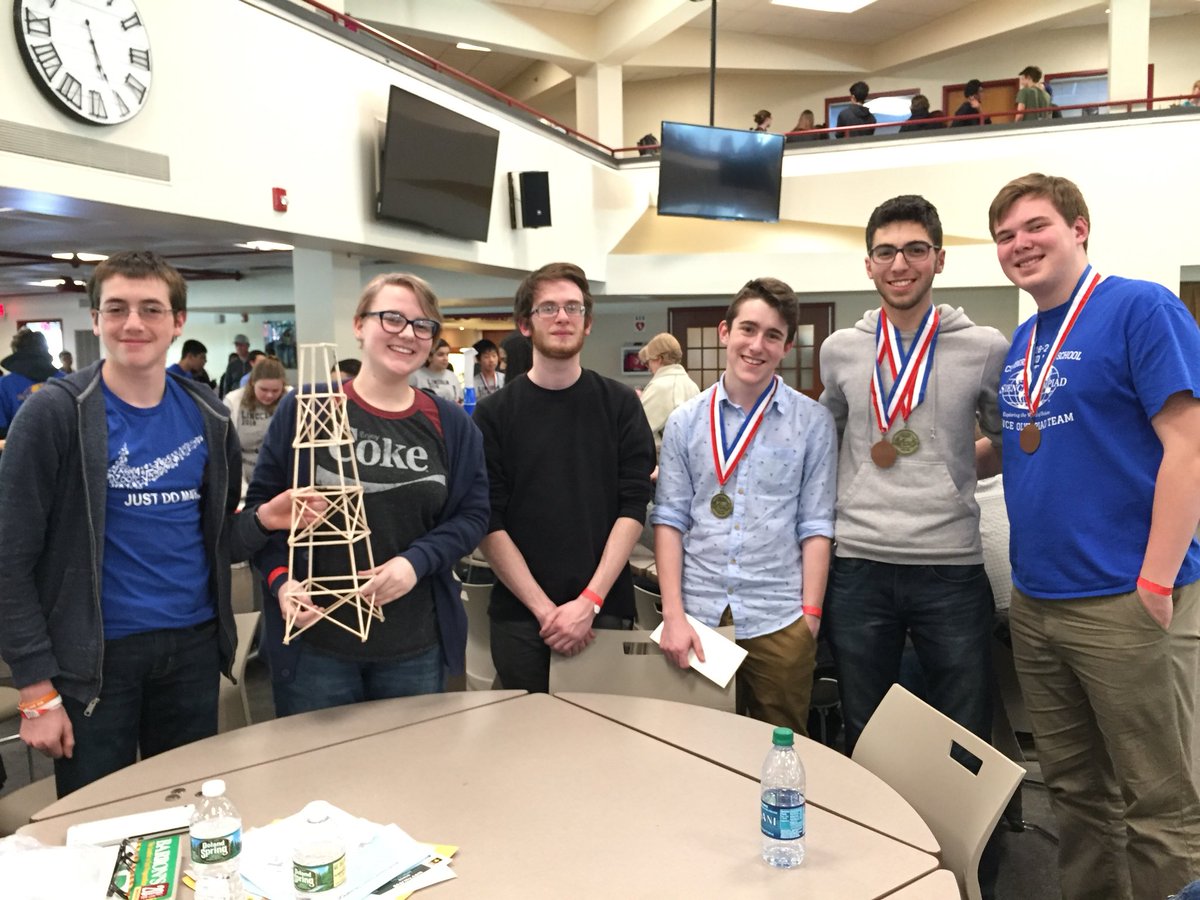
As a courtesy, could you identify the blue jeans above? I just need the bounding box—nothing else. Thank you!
[825,557,993,755]
[56,621,220,798]
[272,643,445,717]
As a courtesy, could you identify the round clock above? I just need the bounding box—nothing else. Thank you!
[13,0,152,126]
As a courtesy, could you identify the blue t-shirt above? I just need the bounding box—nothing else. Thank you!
[102,377,212,638]
[999,272,1200,598]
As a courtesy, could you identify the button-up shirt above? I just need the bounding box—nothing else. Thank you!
[651,376,837,639]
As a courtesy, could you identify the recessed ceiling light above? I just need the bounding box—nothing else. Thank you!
[51,252,108,261]
[29,278,67,287]
[455,41,491,52]
[771,0,876,12]
[235,240,294,252]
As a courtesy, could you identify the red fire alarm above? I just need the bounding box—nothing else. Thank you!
[272,187,288,212]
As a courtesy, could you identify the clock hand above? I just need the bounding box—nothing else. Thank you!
[84,19,108,81]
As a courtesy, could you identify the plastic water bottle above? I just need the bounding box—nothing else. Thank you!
[761,726,806,868]
[189,779,242,899]
[462,384,477,417]
[293,801,347,897]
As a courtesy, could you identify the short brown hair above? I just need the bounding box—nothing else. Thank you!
[988,173,1090,250]
[724,278,800,344]
[355,273,441,322]
[513,262,593,324]
[637,332,683,366]
[88,250,187,313]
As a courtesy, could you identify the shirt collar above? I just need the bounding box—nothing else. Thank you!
[716,373,784,414]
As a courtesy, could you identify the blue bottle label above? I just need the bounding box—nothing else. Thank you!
[761,798,805,840]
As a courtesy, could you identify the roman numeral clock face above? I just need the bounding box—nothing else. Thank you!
[13,0,152,125]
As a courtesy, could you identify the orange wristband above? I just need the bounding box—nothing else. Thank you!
[802,605,822,618]
[18,689,59,711]
[582,588,604,613]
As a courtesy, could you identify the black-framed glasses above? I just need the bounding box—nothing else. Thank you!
[531,302,587,319]
[95,302,174,322]
[868,241,940,265]
[359,310,440,340]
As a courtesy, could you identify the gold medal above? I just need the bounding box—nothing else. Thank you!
[891,428,920,456]
[710,491,734,518]
[1019,423,1041,454]
[871,439,898,469]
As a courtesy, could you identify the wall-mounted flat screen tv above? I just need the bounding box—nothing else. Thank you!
[377,86,500,242]
[657,121,784,223]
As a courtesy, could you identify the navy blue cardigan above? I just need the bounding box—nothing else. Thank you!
[245,385,489,681]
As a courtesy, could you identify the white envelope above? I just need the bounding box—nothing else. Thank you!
[650,614,747,688]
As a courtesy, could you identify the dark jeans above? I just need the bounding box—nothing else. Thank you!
[56,620,220,798]
[272,643,445,717]
[825,557,993,755]
[490,613,633,693]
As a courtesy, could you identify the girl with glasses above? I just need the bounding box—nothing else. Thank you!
[247,273,489,716]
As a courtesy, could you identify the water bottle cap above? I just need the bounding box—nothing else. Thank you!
[302,800,332,824]
[772,726,794,747]
[201,779,226,798]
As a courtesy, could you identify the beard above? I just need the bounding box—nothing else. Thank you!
[531,326,586,361]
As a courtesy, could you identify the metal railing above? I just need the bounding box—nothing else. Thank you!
[285,2,1198,160]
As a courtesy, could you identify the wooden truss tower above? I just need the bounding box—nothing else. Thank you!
[284,343,383,644]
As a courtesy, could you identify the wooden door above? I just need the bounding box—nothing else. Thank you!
[669,303,833,400]
[943,79,1019,125]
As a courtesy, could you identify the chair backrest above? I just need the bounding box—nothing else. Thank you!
[852,684,1024,900]
[218,611,261,732]
[633,585,663,631]
[461,581,497,691]
[549,627,735,712]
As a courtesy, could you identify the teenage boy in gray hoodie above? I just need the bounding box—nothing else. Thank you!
[819,195,1009,755]
[0,251,313,797]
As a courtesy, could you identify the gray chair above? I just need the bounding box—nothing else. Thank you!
[217,611,261,732]
[0,777,56,837]
[633,585,663,631]
[853,684,1024,900]
[461,581,498,691]
[549,626,735,712]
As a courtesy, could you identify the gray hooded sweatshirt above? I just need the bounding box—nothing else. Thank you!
[819,304,1008,564]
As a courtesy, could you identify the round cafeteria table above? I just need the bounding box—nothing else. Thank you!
[21,691,939,898]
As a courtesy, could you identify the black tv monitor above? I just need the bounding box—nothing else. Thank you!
[377,86,500,242]
[657,121,784,223]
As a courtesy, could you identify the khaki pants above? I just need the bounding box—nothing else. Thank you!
[720,608,817,736]
[1010,582,1200,900]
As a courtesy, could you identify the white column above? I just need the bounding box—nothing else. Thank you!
[1108,0,1150,110]
[576,63,624,150]
[291,248,361,362]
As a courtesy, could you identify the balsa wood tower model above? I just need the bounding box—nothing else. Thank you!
[283,343,383,644]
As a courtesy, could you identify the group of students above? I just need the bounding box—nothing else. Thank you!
[0,171,1197,899]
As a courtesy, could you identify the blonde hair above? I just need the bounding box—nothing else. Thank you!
[241,356,288,413]
[355,273,441,322]
[638,332,683,366]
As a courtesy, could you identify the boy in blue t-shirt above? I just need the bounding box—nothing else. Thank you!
[0,251,312,797]
[986,174,1200,899]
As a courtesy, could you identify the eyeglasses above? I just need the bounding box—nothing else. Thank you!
[531,302,588,319]
[359,310,440,340]
[868,241,940,265]
[95,303,174,322]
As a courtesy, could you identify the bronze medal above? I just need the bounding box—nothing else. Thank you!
[1019,423,1041,454]
[871,439,898,469]
[891,428,920,456]
[710,491,734,518]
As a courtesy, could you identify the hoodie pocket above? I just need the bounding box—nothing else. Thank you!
[837,458,975,549]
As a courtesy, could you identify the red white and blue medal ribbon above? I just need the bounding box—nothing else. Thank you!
[870,306,940,435]
[710,375,778,486]
[1023,266,1101,417]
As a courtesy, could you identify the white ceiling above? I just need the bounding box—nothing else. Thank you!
[4,0,1197,299]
